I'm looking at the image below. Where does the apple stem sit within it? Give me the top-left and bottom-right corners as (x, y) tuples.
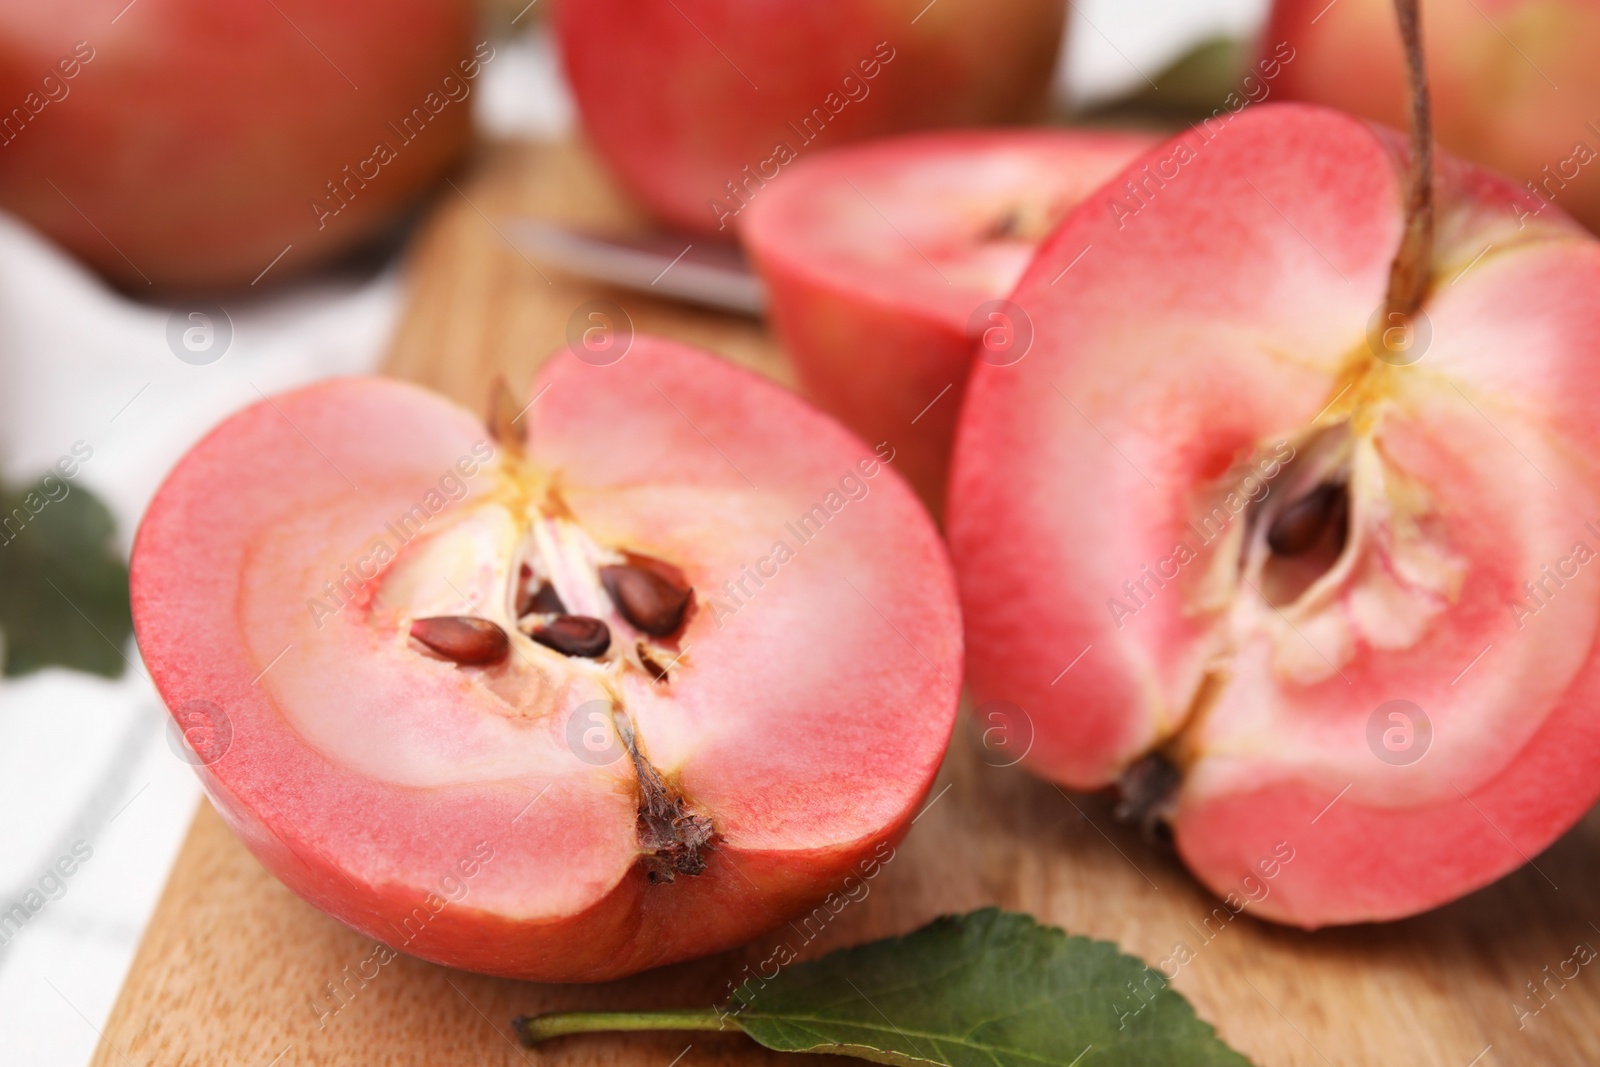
(1385, 0), (1434, 318)
(514, 1008), (735, 1046)
(488, 374), (526, 456)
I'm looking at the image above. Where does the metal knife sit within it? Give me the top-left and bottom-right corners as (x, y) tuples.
(502, 218), (768, 317)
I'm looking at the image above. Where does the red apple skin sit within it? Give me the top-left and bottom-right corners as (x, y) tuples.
(131, 338), (961, 980)
(553, 0), (1067, 236)
(741, 129), (1157, 515)
(0, 0), (476, 293)
(1265, 0), (1600, 231)
(948, 103), (1600, 926)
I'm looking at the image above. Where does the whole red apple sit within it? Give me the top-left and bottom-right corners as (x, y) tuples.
(948, 103), (1600, 926)
(741, 128), (1156, 515)
(554, 0), (1067, 236)
(1266, 0), (1600, 231)
(0, 0), (478, 293)
(131, 338), (961, 980)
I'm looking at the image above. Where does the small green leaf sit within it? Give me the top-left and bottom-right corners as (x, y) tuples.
(1079, 37), (1249, 124)
(515, 909), (1253, 1067)
(732, 909), (1251, 1067)
(0, 476), (131, 678)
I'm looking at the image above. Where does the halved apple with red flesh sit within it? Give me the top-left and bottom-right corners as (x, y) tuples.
(741, 128), (1158, 515)
(130, 338), (961, 980)
(948, 103), (1600, 926)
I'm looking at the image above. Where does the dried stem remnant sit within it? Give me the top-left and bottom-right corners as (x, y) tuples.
(487, 375), (526, 457)
(1114, 752), (1182, 844)
(615, 712), (714, 882)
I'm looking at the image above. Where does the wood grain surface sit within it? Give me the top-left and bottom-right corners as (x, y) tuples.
(92, 138), (1600, 1067)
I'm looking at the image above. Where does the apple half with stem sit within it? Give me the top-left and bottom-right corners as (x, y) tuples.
(947, 102), (1600, 926)
(741, 128), (1157, 515)
(130, 338), (960, 979)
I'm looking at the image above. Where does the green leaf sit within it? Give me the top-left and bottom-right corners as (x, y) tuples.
(732, 909), (1251, 1067)
(1078, 37), (1249, 124)
(0, 475), (131, 677)
(515, 909), (1253, 1067)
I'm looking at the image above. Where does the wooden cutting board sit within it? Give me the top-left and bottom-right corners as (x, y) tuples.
(91, 138), (1600, 1067)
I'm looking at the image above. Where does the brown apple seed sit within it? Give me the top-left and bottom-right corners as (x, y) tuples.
(530, 615), (611, 658)
(601, 563), (691, 636)
(410, 616), (510, 666)
(1267, 482), (1349, 557)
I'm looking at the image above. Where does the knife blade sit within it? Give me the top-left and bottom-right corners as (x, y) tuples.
(503, 218), (768, 317)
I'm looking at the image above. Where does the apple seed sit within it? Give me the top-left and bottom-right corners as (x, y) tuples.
(519, 575), (567, 617)
(602, 562), (692, 636)
(1267, 482), (1348, 557)
(530, 615), (612, 658)
(410, 616), (511, 666)
(638, 641), (670, 682)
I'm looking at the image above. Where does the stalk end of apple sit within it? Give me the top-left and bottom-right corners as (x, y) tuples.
(488, 374), (527, 457)
(1383, 0), (1435, 320)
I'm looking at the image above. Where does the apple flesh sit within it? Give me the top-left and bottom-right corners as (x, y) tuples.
(947, 103), (1600, 926)
(554, 0), (1067, 236)
(0, 0), (477, 293)
(1265, 0), (1600, 231)
(130, 338), (961, 979)
(741, 128), (1157, 515)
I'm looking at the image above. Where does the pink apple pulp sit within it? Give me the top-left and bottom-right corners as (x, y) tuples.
(131, 338), (961, 979)
(949, 103), (1600, 926)
(741, 128), (1157, 514)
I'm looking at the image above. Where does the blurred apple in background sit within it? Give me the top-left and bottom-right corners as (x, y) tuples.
(0, 0), (478, 294)
(1266, 0), (1600, 230)
(554, 0), (1067, 236)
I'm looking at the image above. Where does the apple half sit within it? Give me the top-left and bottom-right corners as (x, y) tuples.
(131, 338), (961, 979)
(742, 128), (1157, 514)
(948, 103), (1600, 926)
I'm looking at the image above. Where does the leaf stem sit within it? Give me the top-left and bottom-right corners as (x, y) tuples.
(1385, 0), (1434, 318)
(514, 1008), (735, 1046)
